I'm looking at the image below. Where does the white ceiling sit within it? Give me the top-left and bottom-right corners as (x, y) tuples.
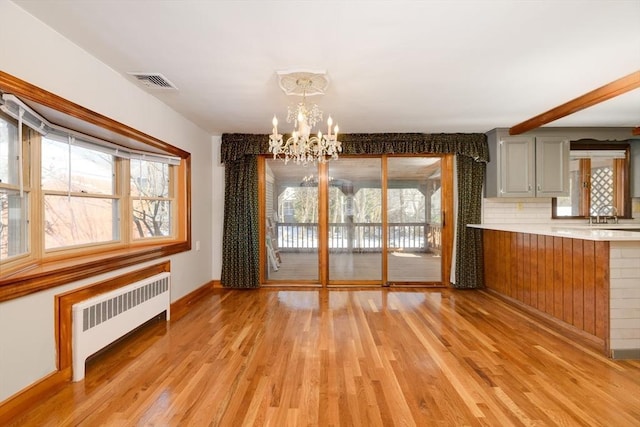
(12, 0), (640, 136)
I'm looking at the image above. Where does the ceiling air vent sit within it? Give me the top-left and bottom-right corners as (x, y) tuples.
(128, 72), (178, 90)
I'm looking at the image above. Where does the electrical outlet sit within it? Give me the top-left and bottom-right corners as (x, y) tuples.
(195, 241), (200, 251)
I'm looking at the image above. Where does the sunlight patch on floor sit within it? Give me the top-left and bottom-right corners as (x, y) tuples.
(390, 252), (420, 258)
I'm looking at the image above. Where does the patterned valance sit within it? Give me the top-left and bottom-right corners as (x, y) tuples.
(221, 133), (488, 164)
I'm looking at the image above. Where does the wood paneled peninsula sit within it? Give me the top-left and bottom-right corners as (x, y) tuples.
(469, 223), (640, 359)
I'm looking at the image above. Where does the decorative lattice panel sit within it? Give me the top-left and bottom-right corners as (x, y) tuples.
(590, 166), (613, 216)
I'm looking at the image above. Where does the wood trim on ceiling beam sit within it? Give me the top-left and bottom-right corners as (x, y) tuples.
(509, 70), (640, 136)
(633, 127), (640, 136)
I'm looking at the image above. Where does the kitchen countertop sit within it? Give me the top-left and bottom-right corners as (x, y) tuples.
(467, 223), (640, 241)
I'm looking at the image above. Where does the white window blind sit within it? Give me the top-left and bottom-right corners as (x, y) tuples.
(570, 150), (626, 159)
(0, 94), (50, 135)
(0, 93), (181, 165)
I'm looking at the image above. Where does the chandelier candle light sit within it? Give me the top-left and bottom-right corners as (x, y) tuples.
(268, 72), (341, 165)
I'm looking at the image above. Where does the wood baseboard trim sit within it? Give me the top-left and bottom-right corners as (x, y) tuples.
(0, 369), (69, 425)
(170, 280), (217, 320)
(212, 280), (222, 288)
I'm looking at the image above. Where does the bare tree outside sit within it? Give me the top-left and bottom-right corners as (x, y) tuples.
(131, 159), (171, 238)
(388, 189), (425, 223)
(41, 136), (116, 249)
(0, 114), (28, 259)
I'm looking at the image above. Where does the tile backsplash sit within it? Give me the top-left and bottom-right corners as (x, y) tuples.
(482, 197), (640, 224)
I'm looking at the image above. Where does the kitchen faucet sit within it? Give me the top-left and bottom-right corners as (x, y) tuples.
(593, 205), (618, 224)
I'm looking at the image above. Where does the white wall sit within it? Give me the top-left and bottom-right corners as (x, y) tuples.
(0, 1), (220, 403)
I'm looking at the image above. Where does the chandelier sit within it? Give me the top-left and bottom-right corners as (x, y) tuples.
(268, 71), (341, 165)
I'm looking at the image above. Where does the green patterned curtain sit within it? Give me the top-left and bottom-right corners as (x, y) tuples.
(221, 155), (260, 288)
(455, 154), (486, 288)
(221, 133), (488, 289)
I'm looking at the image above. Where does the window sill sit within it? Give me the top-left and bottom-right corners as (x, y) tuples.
(0, 241), (190, 303)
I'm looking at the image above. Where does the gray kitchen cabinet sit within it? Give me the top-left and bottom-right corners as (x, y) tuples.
(485, 129), (569, 198)
(535, 136), (570, 197)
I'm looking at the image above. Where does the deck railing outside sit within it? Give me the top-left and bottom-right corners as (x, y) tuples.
(275, 222), (441, 253)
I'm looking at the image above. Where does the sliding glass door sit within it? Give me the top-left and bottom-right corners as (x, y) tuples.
(263, 159), (319, 283)
(387, 157), (442, 284)
(262, 155), (447, 286)
(328, 157), (382, 284)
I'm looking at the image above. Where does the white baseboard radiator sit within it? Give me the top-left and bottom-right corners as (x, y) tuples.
(72, 272), (171, 382)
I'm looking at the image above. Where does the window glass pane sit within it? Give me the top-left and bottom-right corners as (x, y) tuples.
(556, 158), (580, 216)
(278, 186), (319, 248)
(132, 199), (171, 238)
(42, 137), (114, 194)
(589, 158), (614, 216)
(41, 137), (68, 191)
(328, 157), (382, 282)
(388, 189), (426, 222)
(0, 114), (19, 186)
(0, 189), (28, 260)
(430, 187), (442, 224)
(265, 159), (320, 281)
(131, 159), (169, 197)
(44, 195), (117, 249)
(387, 157), (442, 283)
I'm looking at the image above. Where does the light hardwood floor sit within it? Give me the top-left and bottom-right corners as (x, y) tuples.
(9, 288), (640, 426)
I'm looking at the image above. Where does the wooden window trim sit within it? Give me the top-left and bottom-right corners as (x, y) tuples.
(0, 72), (192, 303)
